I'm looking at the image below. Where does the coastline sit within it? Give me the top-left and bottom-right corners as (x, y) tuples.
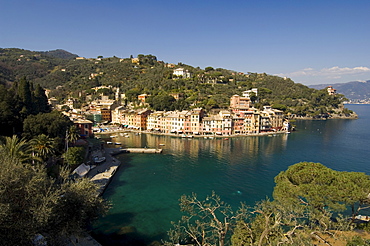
(291, 114), (358, 120)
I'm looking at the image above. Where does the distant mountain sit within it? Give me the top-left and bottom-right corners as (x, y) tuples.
(40, 49), (78, 59)
(310, 80), (370, 101)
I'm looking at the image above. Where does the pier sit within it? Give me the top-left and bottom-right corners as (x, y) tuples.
(111, 148), (163, 155)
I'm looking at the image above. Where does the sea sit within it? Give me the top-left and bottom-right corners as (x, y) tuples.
(92, 104), (370, 245)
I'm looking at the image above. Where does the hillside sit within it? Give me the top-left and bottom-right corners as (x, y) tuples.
(310, 80), (370, 102)
(0, 48), (352, 117)
(40, 49), (78, 59)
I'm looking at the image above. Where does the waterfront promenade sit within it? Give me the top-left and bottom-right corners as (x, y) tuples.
(86, 148), (121, 195)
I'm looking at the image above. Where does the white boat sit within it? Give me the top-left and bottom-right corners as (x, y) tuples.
(114, 142), (122, 145)
(94, 156), (106, 164)
(159, 143), (165, 146)
(106, 141), (113, 144)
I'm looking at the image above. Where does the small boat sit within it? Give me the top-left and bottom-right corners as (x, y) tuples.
(114, 142), (122, 145)
(224, 138), (229, 140)
(106, 141), (113, 144)
(94, 156), (106, 164)
(110, 135), (117, 138)
(125, 135), (130, 138)
(159, 143), (165, 146)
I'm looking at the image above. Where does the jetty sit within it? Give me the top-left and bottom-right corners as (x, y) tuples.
(110, 147), (162, 155)
(124, 148), (162, 153)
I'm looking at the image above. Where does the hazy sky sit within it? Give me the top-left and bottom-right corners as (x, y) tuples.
(1, 0), (370, 85)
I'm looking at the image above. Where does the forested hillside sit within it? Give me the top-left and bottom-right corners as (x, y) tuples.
(0, 48), (352, 117)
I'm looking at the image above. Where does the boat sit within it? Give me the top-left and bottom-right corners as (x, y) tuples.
(114, 142), (122, 145)
(159, 143), (165, 146)
(94, 156), (106, 164)
(224, 138), (229, 140)
(106, 141), (113, 144)
(110, 135), (117, 138)
(125, 135), (130, 138)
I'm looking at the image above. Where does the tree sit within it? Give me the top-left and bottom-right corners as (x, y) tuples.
(17, 76), (33, 117)
(66, 125), (80, 148)
(148, 94), (176, 111)
(63, 146), (85, 166)
(0, 151), (109, 245)
(33, 84), (50, 113)
(0, 135), (31, 162)
(232, 200), (312, 246)
(0, 153), (59, 245)
(0, 85), (22, 136)
(29, 134), (55, 163)
(125, 88), (141, 102)
(165, 191), (245, 246)
(23, 111), (73, 140)
(205, 67), (214, 72)
(273, 162), (370, 218)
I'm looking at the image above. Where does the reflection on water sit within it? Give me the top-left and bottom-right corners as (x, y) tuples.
(106, 133), (290, 164)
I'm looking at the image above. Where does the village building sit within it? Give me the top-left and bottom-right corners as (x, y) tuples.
(73, 119), (94, 138)
(327, 86), (337, 95)
(173, 68), (192, 78)
(230, 95), (251, 114)
(138, 94), (149, 103)
(244, 108), (261, 134)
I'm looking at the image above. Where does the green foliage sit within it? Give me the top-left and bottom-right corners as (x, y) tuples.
(0, 135), (31, 163)
(165, 191), (245, 246)
(29, 134), (56, 163)
(146, 94), (176, 111)
(64, 146), (85, 166)
(67, 125), (80, 146)
(23, 111), (73, 139)
(273, 162), (370, 217)
(0, 149), (109, 245)
(346, 235), (370, 246)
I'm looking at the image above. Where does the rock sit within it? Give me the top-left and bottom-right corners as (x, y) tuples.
(116, 226), (137, 235)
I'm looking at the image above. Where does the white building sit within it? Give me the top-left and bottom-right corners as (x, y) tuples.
(173, 68), (192, 78)
(242, 88), (258, 98)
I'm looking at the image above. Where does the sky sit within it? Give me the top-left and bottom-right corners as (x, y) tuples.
(1, 0), (370, 85)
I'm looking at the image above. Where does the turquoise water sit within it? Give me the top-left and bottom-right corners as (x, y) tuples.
(93, 104), (370, 245)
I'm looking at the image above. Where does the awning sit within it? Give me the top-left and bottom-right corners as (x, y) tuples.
(72, 163), (90, 177)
